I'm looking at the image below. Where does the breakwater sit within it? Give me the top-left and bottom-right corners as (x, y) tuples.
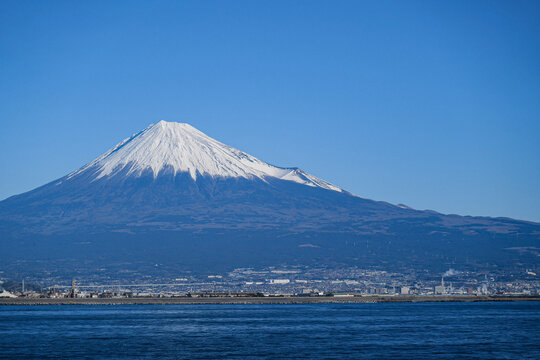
(1, 295), (539, 305)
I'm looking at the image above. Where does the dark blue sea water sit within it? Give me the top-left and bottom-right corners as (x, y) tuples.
(1, 302), (539, 359)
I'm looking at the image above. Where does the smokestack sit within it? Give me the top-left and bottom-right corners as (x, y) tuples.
(71, 278), (77, 298)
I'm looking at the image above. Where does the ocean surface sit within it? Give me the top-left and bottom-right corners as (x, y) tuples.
(1, 302), (539, 359)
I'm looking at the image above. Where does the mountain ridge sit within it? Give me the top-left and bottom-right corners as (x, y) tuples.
(0, 120), (538, 279)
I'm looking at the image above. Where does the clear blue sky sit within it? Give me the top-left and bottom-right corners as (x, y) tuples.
(1, 0), (539, 221)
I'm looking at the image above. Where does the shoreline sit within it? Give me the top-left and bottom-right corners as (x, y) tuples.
(1, 295), (539, 305)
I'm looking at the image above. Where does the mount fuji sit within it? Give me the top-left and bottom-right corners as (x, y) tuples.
(0, 121), (538, 277)
(68, 121), (343, 192)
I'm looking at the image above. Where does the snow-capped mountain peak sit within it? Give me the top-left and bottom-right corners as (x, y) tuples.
(68, 121), (343, 192)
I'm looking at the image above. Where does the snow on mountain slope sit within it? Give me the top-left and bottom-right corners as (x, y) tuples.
(67, 121), (344, 192)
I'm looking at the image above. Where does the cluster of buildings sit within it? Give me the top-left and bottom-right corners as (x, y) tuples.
(2, 266), (539, 299)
